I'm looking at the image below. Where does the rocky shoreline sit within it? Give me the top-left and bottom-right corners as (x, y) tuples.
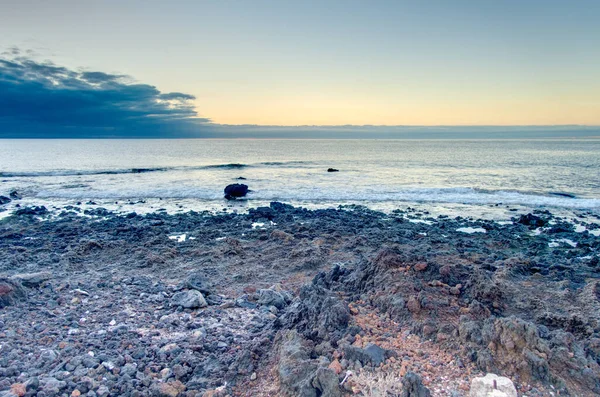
(1, 202), (599, 396)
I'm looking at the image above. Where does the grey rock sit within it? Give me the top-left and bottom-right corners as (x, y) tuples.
(401, 372), (431, 397)
(170, 290), (207, 309)
(257, 289), (286, 310)
(312, 367), (342, 397)
(343, 343), (386, 366)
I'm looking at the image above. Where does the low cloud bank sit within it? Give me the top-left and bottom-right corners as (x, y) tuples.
(0, 50), (208, 138)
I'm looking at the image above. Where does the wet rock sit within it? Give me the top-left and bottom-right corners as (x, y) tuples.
(248, 206), (275, 220)
(0, 278), (26, 308)
(170, 290), (207, 309)
(516, 213), (546, 228)
(14, 206), (48, 216)
(9, 190), (21, 200)
(327, 168), (339, 172)
(401, 372), (431, 397)
(0, 196), (10, 205)
(224, 184), (248, 200)
(469, 373), (517, 397)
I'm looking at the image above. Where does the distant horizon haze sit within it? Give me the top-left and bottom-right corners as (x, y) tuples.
(1, 1), (599, 137)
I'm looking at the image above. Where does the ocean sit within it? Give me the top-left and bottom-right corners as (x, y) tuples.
(1, 139), (599, 219)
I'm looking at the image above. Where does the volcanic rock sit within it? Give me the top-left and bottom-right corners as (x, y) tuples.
(224, 184), (249, 200)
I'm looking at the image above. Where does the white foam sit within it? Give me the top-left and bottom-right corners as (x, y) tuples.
(408, 219), (434, 225)
(549, 238), (578, 248)
(456, 227), (487, 234)
(251, 222), (265, 229)
(168, 234), (186, 242)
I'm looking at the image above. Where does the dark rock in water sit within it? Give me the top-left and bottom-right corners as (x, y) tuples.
(10, 272), (52, 288)
(401, 372), (431, 397)
(170, 290), (207, 309)
(0, 277), (27, 308)
(9, 190), (22, 199)
(0, 196), (10, 205)
(327, 168), (339, 172)
(550, 192), (576, 198)
(516, 213), (547, 228)
(224, 183), (249, 200)
(15, 206), (48, 216)
(236, 176), (247, 180)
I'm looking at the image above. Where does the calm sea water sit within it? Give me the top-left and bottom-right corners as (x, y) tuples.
(1, 139), (599, 217)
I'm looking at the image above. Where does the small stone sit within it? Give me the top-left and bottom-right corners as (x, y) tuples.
(10, 383), (26, 397)
(71, 390), (82, 397)
(152, 380), (186, 397)
(96, 385), (109, 397)
(250, 372), (257, 381)
(407, 296), (421, 314)
(328, 359), (342, 374)
(414, 262), (428, 271)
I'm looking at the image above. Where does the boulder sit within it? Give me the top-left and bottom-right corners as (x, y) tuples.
(184, 272), (213, 296)
(258, 289), (287, 310)
(171, 290), (207, 309)
(469, 373), (517, 397)
(0, 196), (10, 205)
(224, 184), (249, 200)
(327, 168), (339, 172)
(0, 277), (27, 308)
(343, 343), (386, 366)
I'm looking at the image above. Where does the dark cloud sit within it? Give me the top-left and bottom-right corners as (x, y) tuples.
(0, 52), (209, 137)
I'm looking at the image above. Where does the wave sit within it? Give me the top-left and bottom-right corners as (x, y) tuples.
(0, 161), (314, 178)
(201, 163), (248, 169)
(0, 167), (169, 177)
(34, 186), (600, 209)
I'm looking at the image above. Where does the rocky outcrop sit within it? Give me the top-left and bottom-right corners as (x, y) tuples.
(277, 282), (351, 343)
(277, 331), (341, 397)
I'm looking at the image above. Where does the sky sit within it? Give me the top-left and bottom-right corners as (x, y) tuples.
(1, 0), (600, 137)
